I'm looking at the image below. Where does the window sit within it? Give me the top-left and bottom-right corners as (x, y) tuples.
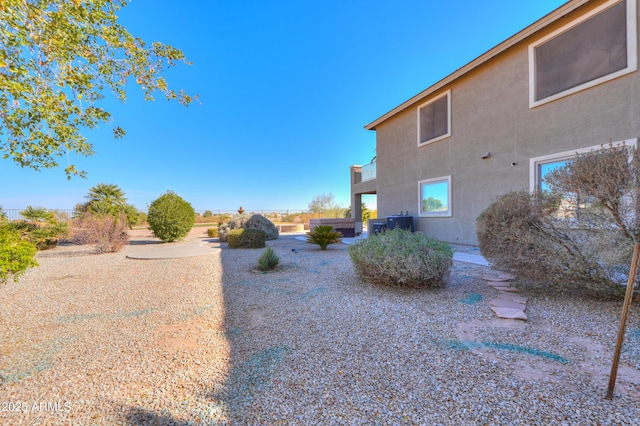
(529, 0), (637, 107)
(529, 139), (638, 193)
(417, 90), (451, 146)
(419, 176), (451, 217)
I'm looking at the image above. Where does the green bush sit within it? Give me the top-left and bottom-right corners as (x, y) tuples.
(11, 210), (69, 250)
(0, 225), (38, 284)
(306, 225), (342, 250)
(258, 247), (280, 271)
(147, 191), (195, 242)
(348, 227), (452, 288)
(227, 228), (267, 249)
(207, 228), (218, 238)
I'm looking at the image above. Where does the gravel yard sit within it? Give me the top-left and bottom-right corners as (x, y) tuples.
(1, 231), (640, 424)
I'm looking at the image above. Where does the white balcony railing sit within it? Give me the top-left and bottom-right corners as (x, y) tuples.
(361, 161), (376, 182)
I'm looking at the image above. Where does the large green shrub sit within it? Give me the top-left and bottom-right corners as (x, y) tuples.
(227, 228), (267, 248)
(348, 228), (452, 288)
(0, 225), (38, 284)
(147, 191), (195, 242)
(306, 225), (342, 250)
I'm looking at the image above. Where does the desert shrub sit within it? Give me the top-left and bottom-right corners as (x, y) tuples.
(227, 228), (267, 248)
(12, 207), (69, 250)
(0, 225), (38, 283)
(207, 227), (218, 238)
(258, 247), (280, 271)
(147, 191), (195, 242)
(203, 210), (213, 218)
(218, 213), (279, 242)
(72, 213), (130, 253)
(306, 225), (342, 250)
(476, 190), (625, 298)
(348, 227), (452, 288)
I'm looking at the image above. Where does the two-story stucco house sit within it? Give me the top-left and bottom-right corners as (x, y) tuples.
(350, 0), (639, 246)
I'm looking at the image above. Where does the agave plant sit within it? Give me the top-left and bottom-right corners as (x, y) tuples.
(258, 247), (280, 271)
(306, 225), (342, 250)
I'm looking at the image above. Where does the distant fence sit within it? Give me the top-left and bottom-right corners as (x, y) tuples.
(2, 208), (312, 223)
(3, 209), (75, 223)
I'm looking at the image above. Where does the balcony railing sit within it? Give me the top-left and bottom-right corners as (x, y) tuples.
(361, 161), (376, 182)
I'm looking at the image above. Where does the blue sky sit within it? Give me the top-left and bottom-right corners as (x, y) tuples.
(0, 0), (567, 213)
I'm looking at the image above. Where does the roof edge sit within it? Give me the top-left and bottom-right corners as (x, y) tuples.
(364, 0), (592, 131)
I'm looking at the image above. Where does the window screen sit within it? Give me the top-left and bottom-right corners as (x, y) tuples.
(419, 94), (449, 144)
(534, 1), (627, 101)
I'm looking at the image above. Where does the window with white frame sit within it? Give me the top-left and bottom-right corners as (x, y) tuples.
(529, 139), (638, 193)
(529, 0), (637, 107)
(417, 90), (451, 146)
(419, 176), (451, 217)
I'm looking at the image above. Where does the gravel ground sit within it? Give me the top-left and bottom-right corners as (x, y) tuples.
(1, 231), (640, 425)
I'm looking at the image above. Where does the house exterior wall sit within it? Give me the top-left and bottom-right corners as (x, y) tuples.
(371, 0), (640, 245)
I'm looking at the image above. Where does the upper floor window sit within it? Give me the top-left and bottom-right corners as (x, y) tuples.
(529, 0), (637, 107)
(417, 90), (451, 146)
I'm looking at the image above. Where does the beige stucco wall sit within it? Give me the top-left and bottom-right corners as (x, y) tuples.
(372, 0), (640, 245)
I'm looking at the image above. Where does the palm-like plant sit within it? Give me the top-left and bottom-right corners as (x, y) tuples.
(306, 225), (343, 250)
(20, 206), (56, 224)
(82, 183), (138, 228)
(86, 183), (127, 213)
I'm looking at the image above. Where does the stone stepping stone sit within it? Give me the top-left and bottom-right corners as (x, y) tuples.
(486, 281), (513, 287)
(490, 306), (528, 321)
(482, 273), (515, 282)
(494, 294), (528, 304)
(490, 298), (526, 310)
(497, 287), (520, 293)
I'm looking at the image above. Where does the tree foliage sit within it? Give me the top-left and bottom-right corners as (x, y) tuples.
(0, 0), (194, 178)
(74, 183), (139, 227)
(308, 193), (343, 218)
(344, 202), (371, 222)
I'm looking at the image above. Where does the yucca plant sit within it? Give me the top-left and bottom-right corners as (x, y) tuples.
(306, 225), (342, 250)
(258, 247), (280, 271)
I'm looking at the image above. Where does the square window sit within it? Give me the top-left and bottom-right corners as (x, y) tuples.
(417, 90), (451, 146)
(419, 176), (451, 217)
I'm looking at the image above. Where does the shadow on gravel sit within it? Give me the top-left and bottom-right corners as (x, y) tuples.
(123, 407), (192, 425)
(127, 239), (164, 246)
(208, 235), (314, 422)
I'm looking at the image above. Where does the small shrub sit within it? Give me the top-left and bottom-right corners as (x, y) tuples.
(72, 213), (130, 253)
(147, 191), (195, 242)
(207, 227), (218, 238)
(348, 227), (452, 288)
(227, 228), (267, 248)
(306, 225), (342, 250)
(10, 219), (68, 250)
(0, 225), (38, 283)
(258, 247), (280, 271)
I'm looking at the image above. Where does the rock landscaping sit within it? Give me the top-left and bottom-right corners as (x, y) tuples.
(1, 232), (639, 424)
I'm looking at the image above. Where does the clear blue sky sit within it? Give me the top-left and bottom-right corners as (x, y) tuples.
(0, 0), (567, 213)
